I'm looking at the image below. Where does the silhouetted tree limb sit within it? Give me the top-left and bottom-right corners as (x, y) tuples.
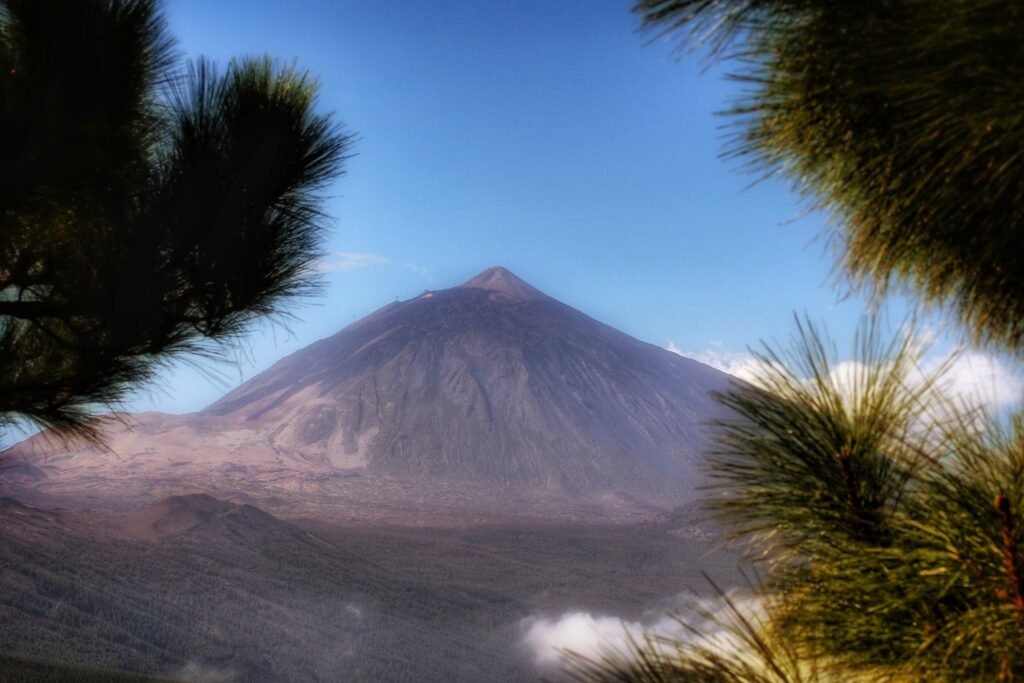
(0, 0), (353, 441)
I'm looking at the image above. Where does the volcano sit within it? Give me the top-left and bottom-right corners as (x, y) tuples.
(3, 267), (736, 521)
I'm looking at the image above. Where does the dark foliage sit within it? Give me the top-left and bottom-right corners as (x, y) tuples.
(0, 0), (352, 441)
(572, 3), (1024, 681)
(635, 0), (1024, 355)
(570, 320), (1024, 681)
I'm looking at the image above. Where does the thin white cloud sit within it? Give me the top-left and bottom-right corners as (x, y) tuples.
(316, 252), (429, 276)
(316, 251), (390, 273)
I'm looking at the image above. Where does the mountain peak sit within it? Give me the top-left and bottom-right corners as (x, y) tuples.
(459, 266), (545, 302)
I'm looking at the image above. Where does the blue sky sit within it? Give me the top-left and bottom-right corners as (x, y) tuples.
(128, 0), (1016, 414)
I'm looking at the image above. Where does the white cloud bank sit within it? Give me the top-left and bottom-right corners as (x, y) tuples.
(521, 593), (763, 671)
(523, 611), (648, 667)
(669, 342), (1023, 412)
(924, 350), (1024, 412)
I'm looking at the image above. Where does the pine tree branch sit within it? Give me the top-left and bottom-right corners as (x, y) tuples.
(995, 493), (1024, 625)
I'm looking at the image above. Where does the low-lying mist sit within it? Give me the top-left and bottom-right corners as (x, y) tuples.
(521, 591), (763, 673)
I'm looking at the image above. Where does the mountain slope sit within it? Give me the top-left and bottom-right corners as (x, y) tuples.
(3, 267), (735, 519)
(201, 267), (731, 495)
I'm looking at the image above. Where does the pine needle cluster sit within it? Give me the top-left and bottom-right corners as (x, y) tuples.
(571, 3), (1024, 680)
(635, 0), (1024, 354)
(712, 320), (1024, 680)
(571, 320), (1024, 681)
(0, 0), (352, 440)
